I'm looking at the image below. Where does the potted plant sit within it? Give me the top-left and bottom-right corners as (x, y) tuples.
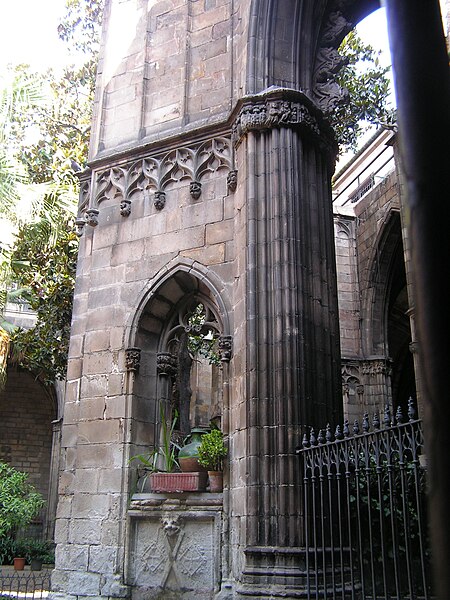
(130, 407), (207, 493)
(15, 538), (54, 571)
(197, 428), (228, 492)
(0, 462), (45, 569)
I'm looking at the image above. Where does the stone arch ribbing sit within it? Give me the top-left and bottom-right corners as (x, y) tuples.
(125, 258), (232, 351)
(246, 0), (380, 102)
(362, 209), (403, 357)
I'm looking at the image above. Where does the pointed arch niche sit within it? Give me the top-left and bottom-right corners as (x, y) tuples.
(362, 210), (416, 414)
(127, 266), (232, 457)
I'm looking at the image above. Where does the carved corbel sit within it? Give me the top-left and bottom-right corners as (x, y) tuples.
(153, 190), (166, 210)
(120, 198), (131, 217)
(189, 181), (202, 200)
(85, 208), (99, 227)
(218, 335), (233, 362)
(227, 170), (238, 193)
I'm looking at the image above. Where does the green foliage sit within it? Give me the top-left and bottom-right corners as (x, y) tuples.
(197, 429), (227, 471)
(332, 30), (395, 153)
(186, 303), (221, 366)
(0, 1), (102, 389)
(0, 535), (16, 565)
(130, 406), (181, 474)
(0, 66), (44, 221)
(9, 212), (78, 386)
(0, 463), (45, 538)
(14, 538), (55, 563)
(57, 0), (103, 56)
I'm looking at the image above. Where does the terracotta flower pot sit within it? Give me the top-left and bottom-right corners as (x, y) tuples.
(149, 471), (207, 493)
(208, 471), (223, 493)
(13, 557), (26, 570)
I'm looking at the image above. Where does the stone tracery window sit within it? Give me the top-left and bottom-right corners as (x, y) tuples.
(157, 296), (224, 436)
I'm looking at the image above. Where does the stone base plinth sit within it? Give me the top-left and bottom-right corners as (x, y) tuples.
(127, 493), (223, 599)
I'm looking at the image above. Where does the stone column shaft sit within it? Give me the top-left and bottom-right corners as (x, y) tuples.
(235, 90), (342, 555)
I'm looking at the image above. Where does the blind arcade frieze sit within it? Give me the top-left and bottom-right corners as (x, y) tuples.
(75, 136), (236, 236)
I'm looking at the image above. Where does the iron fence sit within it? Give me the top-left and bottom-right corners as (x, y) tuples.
(297, 399), (433, 599)
(0, 569), (50, 599)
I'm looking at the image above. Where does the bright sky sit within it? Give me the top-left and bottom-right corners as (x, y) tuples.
(0, 0), (74, 71)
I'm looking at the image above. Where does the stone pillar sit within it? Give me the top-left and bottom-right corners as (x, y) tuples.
(232, 88), (342, 590)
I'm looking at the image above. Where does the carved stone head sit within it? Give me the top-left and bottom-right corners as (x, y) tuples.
(227, 170), (237, 193)
(120, 199), (131, 217)
(189, 181), (202, 200)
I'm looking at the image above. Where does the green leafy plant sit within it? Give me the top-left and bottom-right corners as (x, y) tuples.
(14, 538), (54, 564)
(197, 429), (227, 472)
(130, 406), (180, 474)
(0, 535), (16, 565)
(129, 406), (181, 493)
(0, 463), (45, 538)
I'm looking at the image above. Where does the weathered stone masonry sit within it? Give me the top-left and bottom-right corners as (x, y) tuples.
(51, 1), (383, 598)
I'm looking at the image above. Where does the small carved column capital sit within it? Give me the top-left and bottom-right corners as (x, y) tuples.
(125, 347), (141, 373)
(156, 352), (178, 377)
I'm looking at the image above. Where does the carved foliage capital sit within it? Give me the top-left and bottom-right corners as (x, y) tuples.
(233, 93), (335, 153)
(157, 352), (178, 377)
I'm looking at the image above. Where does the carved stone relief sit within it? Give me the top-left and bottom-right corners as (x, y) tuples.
(128, 511), (219, 598)
(232, 90), (336, 154)
(313, 9), (353, 115)
(75, 136), (235, 235)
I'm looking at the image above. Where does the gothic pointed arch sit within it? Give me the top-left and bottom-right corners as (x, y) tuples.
(362, 209), (416, 412)
(126, 261), (232, 456)
(247, 0), (380, 111)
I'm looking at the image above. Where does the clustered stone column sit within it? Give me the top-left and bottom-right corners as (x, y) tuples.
(233, 88), (343, 582)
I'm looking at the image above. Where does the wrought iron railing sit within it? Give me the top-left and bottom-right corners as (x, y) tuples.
(0, 569), (51, 599)
(297, 400), (433, 599)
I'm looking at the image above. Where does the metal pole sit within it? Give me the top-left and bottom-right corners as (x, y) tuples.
(383, 1), (450, 598)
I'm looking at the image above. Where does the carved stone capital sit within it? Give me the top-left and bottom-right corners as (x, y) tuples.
(233, 89), (336, 152)
(361, 358), (392, 377)
(125, 347), (141, 373)
(157, 352), (178, 377)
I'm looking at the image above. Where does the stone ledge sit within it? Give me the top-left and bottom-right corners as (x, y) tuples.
(129, 492), (223, 512)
